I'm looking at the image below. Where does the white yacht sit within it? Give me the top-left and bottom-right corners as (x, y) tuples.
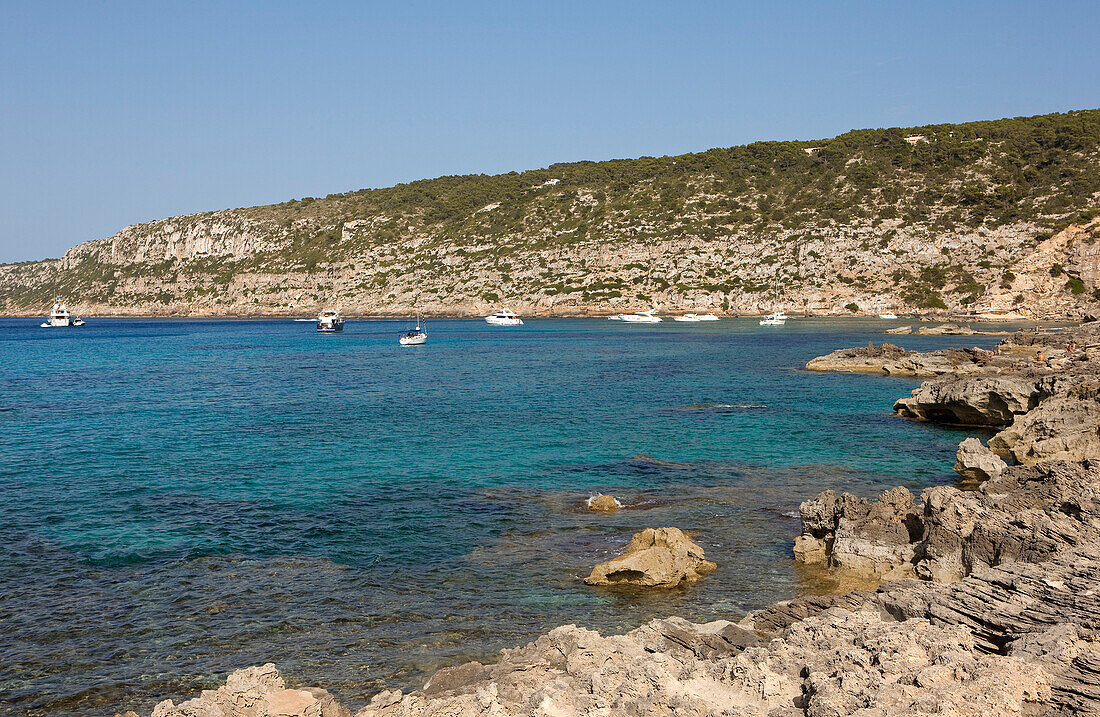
(40, 303), (84, 328)
(620, 309), (662, 323)
(485, 309), (523, 326)
(759, 312), (787, 326)
(673, 313), (720, 322)
(399, 310), (427, 346)
(607, 314), (624, 320)
(878, 313), (899, 320)
(316, 310), (344, 333)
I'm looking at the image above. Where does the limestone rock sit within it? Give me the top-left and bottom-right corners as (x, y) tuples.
(797, 487), (920, 578)
(989, 385), (1100, 464)
(883, 324), (912, 334)
(585, 494), (621, 512)
(583, 527), (716, 587)
(954, 436), (1008, 482)
(351, 608), (1052, 717)
(805, 343), (911, 373)
(150, 664), (349, 717)
(894, 375), (1038, 426)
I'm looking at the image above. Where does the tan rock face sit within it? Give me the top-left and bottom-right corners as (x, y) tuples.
(150, 663), (350, 717)
(584, 527), (717, 588)
(954, 436), (1008, 482)
(585, 494), (621, 512)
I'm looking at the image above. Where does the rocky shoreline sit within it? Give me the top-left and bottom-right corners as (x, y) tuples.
(126, 323), (1100, 716)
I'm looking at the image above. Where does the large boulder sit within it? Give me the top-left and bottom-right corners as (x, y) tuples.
(151, 664), (350, 717)
(954, 437), (1008, 482)
(586, 494), (621, 512)
(584, 527), (716, 587)
(796, 487), (921, 578)
(894, 375), (1039, 426)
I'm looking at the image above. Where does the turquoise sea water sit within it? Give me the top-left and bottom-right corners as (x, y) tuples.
(0, 317), (1005, 715)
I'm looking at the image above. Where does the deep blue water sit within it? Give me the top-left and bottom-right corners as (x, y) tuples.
(0, 317), (1005, 715)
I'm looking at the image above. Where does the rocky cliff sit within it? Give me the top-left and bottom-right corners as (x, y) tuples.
(4, 110), (1100, 317)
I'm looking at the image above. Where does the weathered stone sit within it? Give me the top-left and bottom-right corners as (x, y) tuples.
(584, 527), (717, 588)
(585, 494), (621, 512)
(796, 486), (920, 577)
(894, 375), (1038, 426)
(954, 436), (1008, 482)
(150, 664), (350, 717)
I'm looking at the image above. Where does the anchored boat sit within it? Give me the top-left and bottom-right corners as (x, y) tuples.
(316, 310), (344, 333)
(486, 309), (523, 326)
(620, 309), (662, 323)
(40, 303), (85, 328)
(399, 310), (427, 346)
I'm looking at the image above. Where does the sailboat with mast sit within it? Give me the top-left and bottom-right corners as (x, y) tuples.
(399, 309), (427, 346)
(759, 276), (788, 326)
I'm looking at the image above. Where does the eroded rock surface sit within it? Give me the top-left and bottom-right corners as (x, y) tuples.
(150, 664), (350, 717)
(954, 436), (1008, 481)
(584, 527), (716, 587)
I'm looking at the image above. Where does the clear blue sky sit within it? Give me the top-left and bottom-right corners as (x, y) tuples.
(2, 1), (1098, 263)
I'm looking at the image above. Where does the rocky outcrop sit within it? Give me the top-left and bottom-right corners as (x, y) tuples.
(585, 494), (621, 512)
(805, 344), (999, 377)
(797, 487), (921, 579)
(894, 375), (1039, 426)
(584, 527), (716, 588)
(954, 436), (1008, 481)
(989, 384), (1100, 464)
(796, 461), (1100, 583)
(150, 664), (350, 717)
(804, 342), (913, 373)
(159, 610), (1054, 717)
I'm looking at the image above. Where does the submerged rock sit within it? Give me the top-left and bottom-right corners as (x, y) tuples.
(584, 527), (716, 588)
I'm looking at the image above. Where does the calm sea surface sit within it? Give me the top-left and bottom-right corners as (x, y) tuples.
(0, 317), (1008, 715)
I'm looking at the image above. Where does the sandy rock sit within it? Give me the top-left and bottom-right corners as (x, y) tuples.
(150, 664), (349, 717)
(954, 436), (1008, 482)
(584, 527), (716, 587)
(883, 325), (912, 334)
(585, 494), (621, 512)
(349, 607), (1053, 717)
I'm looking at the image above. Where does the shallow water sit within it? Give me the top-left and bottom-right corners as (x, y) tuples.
(0, 317), (1006, 715)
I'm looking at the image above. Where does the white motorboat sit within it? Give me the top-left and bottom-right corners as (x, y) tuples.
(607, 314), (624, 320)
(878, 313), (899, 319)
(40, 303), (84, 328)
(486, 309), (523, 326)
(759, 312), (787, 326)
(673, 313), (720, 322)
(316, 310), (344, 333)
(620, 309), (662, 323)
(399, 310), (427, 346)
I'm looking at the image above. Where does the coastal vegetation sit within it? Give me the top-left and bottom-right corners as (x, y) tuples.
(2, 109), (1099, 316)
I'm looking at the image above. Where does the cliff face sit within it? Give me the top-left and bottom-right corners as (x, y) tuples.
(3, 110), (1100, 318)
